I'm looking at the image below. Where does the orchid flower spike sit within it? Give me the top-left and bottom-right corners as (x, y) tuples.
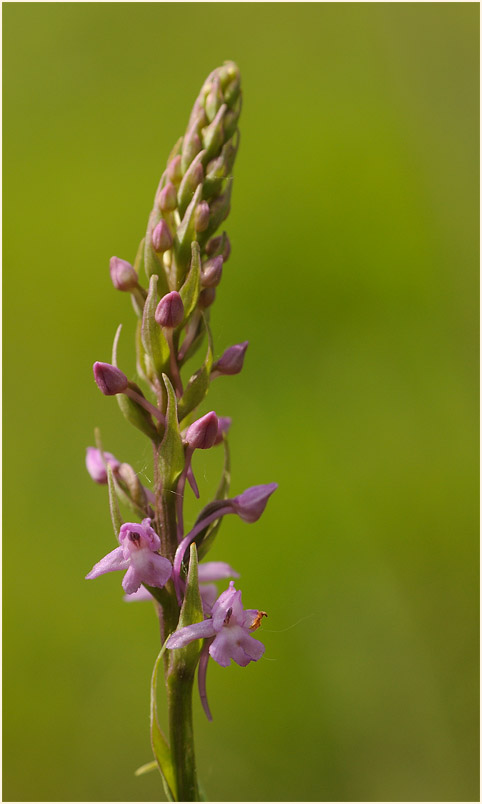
(86, 518), (172, 594)
(167, 582), (266, 667)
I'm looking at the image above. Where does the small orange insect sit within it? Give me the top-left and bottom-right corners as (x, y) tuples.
(249, 610), (268, 631)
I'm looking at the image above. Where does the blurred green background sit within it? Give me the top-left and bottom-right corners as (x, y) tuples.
(3, 3), (479, 801)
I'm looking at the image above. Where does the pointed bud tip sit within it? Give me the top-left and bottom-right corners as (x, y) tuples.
(109, 257), (138, 291)
(93, 362), (128, 396)
(185, 411), (219, 450)
(152, 219), (173, 253)
(157, 182), (177, 212)
(213, 341), (248, 375)
(201, 255), (223, 288)
(233, 482), (278, 523)
(155, 291), (184, 329)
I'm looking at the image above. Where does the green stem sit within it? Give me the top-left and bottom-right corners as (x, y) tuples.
(167, 664), (199, 801)
(156, 482), (199, 801)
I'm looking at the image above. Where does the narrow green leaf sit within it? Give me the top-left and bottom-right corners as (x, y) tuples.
(141, 275), (170, 378)
(150, 640), (177, 801)
(178, 543), (204, 630)
(178, 316), (213, 422)
(107, 464), (123, 539)
(199, 177), (233, 246)
(159, 374), (185, 490)
(172, 544), (204, 670)
(178, 312), (207, 368)
(179, 242), (201, 325)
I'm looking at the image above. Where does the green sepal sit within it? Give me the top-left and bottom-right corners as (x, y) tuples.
(159, 374), (185, 491)
(197, 438), (231, 560)
(175, 543), (204, 667)
(107, 464), (123, 539)
(150, 639), (177, 801)
(135, 319), (150, 385)
(178, 316), (213, 422)
(115, 462), (150, 519)
(203, 134), (239, 199)
(141, 275), (170, 378)
(110, 324), (159, 441)
(205, 75), (223, 123)
(200, 178), (233, 244)
(219, 61), (241, 107)
(116, 385), (161, 444)
(179, 243), (201, 324)
(115, 482), (149, 521)
(144, 208), (170, 297)
(177, 151), (206, 218)
(201, 103), (226, 163)
(167, 136), (183, 167)
(134, 236), (145, 276)
(174, 185), (203, 286)
(178, 312), (206, 367)
(223, 93), (242, 140)
(181, 114), (204, 174)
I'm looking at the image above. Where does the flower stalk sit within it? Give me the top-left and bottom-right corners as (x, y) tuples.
(85, 62), (277, 801)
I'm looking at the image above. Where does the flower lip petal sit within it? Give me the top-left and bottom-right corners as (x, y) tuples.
(166, 619), (216, 650)
(86, 546), (129, 580)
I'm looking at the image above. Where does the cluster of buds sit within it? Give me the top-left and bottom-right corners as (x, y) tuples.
(85, 63), (276, 802)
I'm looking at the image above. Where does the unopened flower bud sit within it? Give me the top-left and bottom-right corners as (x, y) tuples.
(201, 255), (223, 288)
(86, 447), (120, 483)
(213, 416), (232, 445)
(155, 291), (184, 329)
(117, 462), (148, 508)
(157, 182), (177, 212)
(93, 362), (128, 396)
(178, 155), (205, 216)
(167, 154), (182, 184)
(185, 411), (219, 450)
(205, 232), (231, 262)
(152, 219), (173, 253)
(212, 342), (248, 376)
(195, 201), (210, 233)
(205, 75), (223, 123)
(199, 287), (216, 309)
(232, 483), (278, 523)
(109, 256), (138, 291)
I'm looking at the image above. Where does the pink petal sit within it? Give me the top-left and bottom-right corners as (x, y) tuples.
(200, 584), (218, 612)
(166, 619), (216, 650)
(198, 562), (240, 582)
(85, 546), (129, 580)
(122, 565), (142, 594)
(130, 551), (172, 589)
